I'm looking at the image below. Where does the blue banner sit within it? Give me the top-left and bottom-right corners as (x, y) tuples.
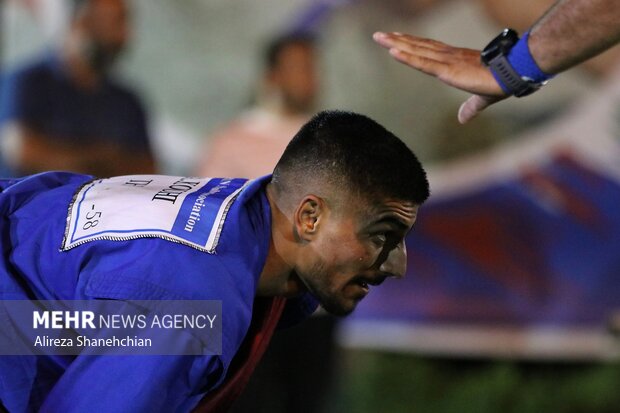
(341, 91), (620, 359)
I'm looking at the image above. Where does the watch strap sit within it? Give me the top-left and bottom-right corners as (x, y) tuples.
(483, 29), (554, 97)
(507, 31), (554, 85)
(488, 54), (540, 97)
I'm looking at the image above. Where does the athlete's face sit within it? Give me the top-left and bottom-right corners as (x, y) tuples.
(296, 197), (418, 316)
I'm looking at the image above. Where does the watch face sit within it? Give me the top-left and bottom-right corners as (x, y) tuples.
(481, 28), (519, 65)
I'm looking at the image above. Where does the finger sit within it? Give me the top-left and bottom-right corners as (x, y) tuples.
(389, 48), (446, 76)
(373, 32), (408, 49)
(457, 95), (500, 124)
(457, 95), (488, 124)
(373, 32), (448, 55)
(373, 32), (392, 48)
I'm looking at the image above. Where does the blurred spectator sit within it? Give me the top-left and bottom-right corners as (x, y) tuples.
(0, 0), (156, 177)
(196, 33), (338, 413)
(196, 32), (317, 178)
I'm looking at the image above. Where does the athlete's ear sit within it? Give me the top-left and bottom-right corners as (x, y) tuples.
(293, 195), (324, 242)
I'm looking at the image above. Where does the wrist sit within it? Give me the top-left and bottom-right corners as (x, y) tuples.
(481, 29), (554, 97)
(506, 31), (554, 85)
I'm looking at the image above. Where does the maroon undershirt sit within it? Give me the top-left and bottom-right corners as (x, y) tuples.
(192, 296), (287, 412)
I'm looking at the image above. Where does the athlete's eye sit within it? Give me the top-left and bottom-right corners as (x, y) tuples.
(371, 233), (387, 246)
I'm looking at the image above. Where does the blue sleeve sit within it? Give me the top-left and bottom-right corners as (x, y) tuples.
(38, 354), (223, 413)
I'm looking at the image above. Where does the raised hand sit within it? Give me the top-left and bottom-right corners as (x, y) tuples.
(373, 31), (507, 123)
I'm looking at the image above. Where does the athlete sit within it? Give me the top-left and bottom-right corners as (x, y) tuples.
(0, 110), (430, 412)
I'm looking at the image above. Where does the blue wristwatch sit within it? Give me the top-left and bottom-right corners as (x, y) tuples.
(481, 28), (552, 97)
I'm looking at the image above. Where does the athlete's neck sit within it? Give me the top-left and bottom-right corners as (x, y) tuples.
(256, 184), (306, 297)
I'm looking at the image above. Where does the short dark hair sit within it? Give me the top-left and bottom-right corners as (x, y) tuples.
(272, 110), (430, 206)
(264, 32), (316, 71)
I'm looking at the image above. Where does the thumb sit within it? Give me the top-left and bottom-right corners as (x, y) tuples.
(457, 94), (504, 124)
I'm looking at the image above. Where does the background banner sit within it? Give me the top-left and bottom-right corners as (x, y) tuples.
(341, 80), (620, 359)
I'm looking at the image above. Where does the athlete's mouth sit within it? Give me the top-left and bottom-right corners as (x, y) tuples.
(354, 276), (386, 292)
(354, 281), (369, 294)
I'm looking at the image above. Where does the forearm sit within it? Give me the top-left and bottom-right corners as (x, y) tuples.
(479, 0), (553, 32)
(529, 0), (620, 74)
(372, 0), (620, 123)
(40, 355), (221, 413)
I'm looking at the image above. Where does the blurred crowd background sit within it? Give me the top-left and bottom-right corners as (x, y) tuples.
(2, 0), (620, 412)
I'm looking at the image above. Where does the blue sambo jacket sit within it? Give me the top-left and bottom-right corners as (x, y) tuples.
(0, 172), (317, 412)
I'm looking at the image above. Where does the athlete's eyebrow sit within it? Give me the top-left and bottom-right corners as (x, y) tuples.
(368, 216), (410, 231)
